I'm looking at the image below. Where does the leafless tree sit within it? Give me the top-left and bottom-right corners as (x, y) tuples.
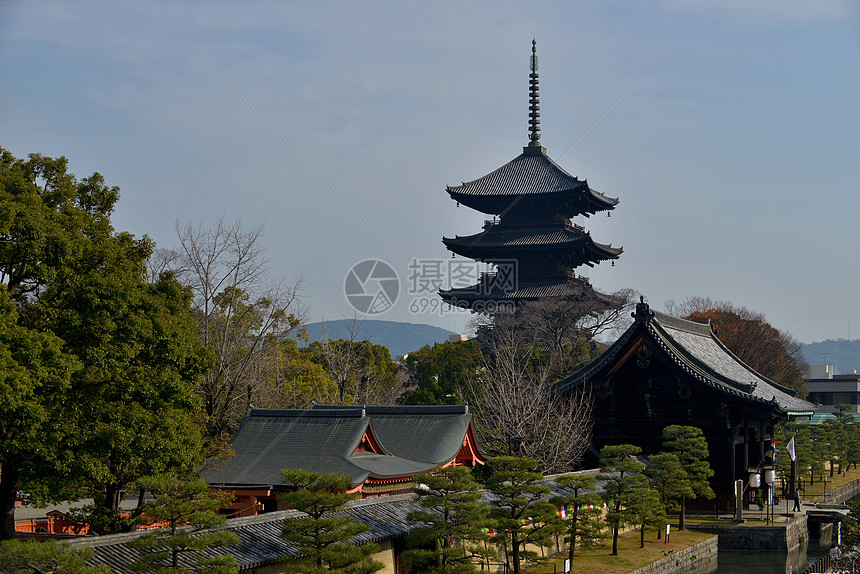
(466, 289), (636, 473)
(168, 217), (307, 442)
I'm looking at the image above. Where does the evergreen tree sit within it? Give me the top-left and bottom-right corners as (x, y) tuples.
(128, 474), (239, 574)
(0, 148), (209, 538)
(0, 540), (109, 574)
(622, 486), (666, 548)
(549, 474), (606, 565)
(645, 452), (693, 529)
(399, 339), (483, 405)
(279, 469), (382, 574)
(484, 457), (558, 574)
(405, 465), (490, 574)
(597, 444), (647, 556)
(661, 425), (714, 530)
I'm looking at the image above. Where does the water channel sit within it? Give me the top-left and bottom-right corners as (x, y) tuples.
(715, 540), (829, 573)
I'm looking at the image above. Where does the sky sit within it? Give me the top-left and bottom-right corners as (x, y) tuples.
(2, 1), (859, 345)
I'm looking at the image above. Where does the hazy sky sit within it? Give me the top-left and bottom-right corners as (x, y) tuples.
(2, 1), (858, 345)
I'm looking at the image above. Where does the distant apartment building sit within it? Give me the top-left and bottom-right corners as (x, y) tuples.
(805, 365), (860, 413)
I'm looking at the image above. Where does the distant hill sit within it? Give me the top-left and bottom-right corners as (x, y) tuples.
(300, 320), (460, 359)
(801, 339), (860, 374)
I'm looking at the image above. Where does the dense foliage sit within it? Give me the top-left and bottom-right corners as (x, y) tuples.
(0, 147), (208, 538)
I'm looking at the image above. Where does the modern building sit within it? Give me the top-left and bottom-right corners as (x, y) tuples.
(439, 40), (621, 312)
(554, 298), (816, 504)
(202, 404), (485, 517)
(805, 365), (860, 413)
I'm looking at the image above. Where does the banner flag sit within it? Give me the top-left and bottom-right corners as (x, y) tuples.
(787, 434), (796, 462)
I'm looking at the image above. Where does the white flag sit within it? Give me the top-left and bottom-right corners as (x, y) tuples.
(787, 434), (796, 462)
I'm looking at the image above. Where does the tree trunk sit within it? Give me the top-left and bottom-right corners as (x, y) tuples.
(612, 526), (619, 555)
(568, 513), (577, 564)
(511, 531), (521, 574)
(679, 494), (686, 531)
(0, 463), (21, 540)
(640, 524), (645, 548)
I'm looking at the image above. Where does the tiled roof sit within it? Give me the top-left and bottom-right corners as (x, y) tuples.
(443, 226), (621, 260)
(202, 405), (479, 489)
(74, 472), (610, 573)
(72, 494), (429, 573)
(447, 151), (614, 204)
(554, 302), (816, 415)
(440, 278), (617, 304)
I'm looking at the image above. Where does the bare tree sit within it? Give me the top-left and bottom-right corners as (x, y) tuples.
(466, 290), (636, 473)
(170, 217), (307, 442)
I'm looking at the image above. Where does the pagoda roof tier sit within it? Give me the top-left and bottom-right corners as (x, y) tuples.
(439, 277), (619, 312)
(446, 148), (618, 216)
(442, 224), (621, 264)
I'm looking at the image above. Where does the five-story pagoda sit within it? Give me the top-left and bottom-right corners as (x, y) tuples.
(440, 41), (622, 312)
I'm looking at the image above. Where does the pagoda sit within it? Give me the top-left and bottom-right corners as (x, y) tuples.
(440, 41), (621, 312)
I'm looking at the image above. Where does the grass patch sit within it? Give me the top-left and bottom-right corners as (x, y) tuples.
(522, 525), (712, 574)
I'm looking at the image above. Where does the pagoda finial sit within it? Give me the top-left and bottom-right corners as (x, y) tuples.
(528, 39), (541, 146)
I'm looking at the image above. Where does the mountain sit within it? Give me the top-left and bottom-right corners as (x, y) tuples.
(300, 320), (460, 359)
(801, 339), (860, 374)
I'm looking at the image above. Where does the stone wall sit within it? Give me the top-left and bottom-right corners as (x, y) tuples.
(627, 536), (718, 574)
(691, 516), (808, 552)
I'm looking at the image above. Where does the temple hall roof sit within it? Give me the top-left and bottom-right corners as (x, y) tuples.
(202, 405), (481, 490)
(554, 299), (816, 415)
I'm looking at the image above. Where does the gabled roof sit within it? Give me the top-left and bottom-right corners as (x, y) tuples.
(202, 405), (482, 489)
(554, 298), (816, 415)
(446, 149), (618, 215)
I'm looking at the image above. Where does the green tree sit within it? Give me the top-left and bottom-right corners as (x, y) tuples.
(129, 474), (238, 573)
(0, 539), (109, 574)
(622, 486), (666, 548)
(262, 336), (338, 408)
(279, 469), (382, 574)
(399, 339), (483, 405)
(661, 425), (715, 530)
(484, 457), (558, 574)
(597, 444), (647, 556)
(305, 339), (399, 405)
(405, 465), (490, 574)
(0, 148), (209, 537)
(549, 474), (606, 564)
(0, 288), (80, 539)
(645, 452), (693, 528)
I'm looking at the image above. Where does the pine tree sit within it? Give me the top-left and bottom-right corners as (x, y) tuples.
(597, 444), (647, 556)
(405, 465), (491, 574)
(549, 474), (606, 565)
(128, 474), (239, 574)
(645, 452), (693, 532)
(661, 425), (715, 530)
(484, 457), (558, 574)
(622, 486), (666, 548)
(279, 469), (382, 574)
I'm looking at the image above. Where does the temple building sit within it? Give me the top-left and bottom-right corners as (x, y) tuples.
(554, 298), (816, 503)
(202, 405), (484, 517)
(440, 40), (621, 312)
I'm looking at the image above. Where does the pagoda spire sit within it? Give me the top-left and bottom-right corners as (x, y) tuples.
(526, 39), (544, 155)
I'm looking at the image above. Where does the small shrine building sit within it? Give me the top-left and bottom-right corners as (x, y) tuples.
(202, 404), (484, 517)
(555, 298), (815, 503)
